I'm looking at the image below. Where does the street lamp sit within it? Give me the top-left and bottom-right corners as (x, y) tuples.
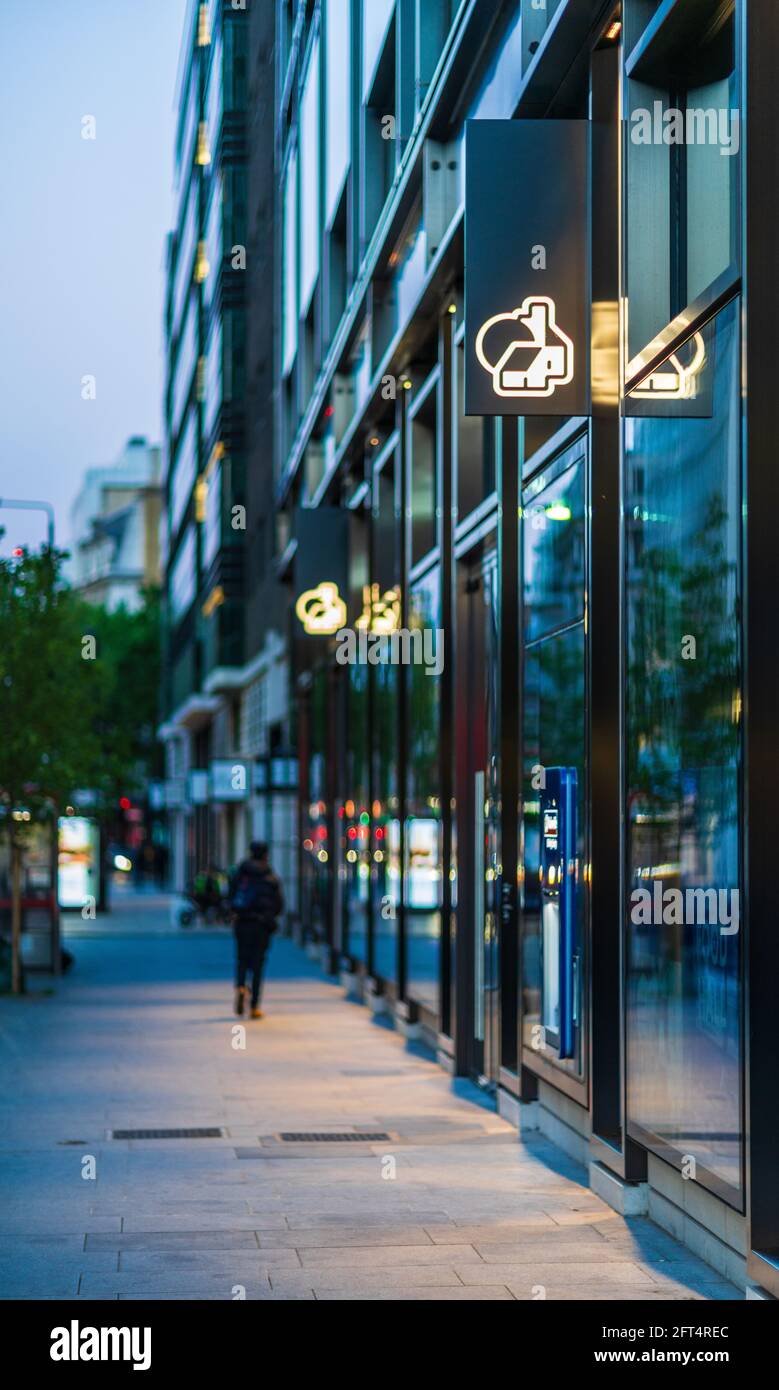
(0, 498), (55, 549)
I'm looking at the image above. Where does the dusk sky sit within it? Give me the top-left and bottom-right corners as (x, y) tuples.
(0, 0), (188, 556)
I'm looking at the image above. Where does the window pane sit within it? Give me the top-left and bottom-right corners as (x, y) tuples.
(624, 298), (743, 1198)
(410, 385), (438, 564)
(300, 38), (321, 314)
(406, 568), (442, 1013)
(521, 623), (586, 1074)
(523, 453), (585, 643)
(325, 0), (351, 228)
(282, 149), (298, 375)
(170, 409), (197, 538)
(362, 0), (394, 97)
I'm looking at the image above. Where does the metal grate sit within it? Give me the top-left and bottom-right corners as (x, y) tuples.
(110, 1128), (225, 1140)
(278, 1132), (391, 1143)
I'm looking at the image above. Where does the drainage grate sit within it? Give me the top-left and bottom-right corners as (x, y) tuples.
(278, 1132), (391, 1143)
(110, 1127), (225, 1140)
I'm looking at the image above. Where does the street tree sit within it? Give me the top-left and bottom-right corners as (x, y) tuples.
(0, 546), (105, 992)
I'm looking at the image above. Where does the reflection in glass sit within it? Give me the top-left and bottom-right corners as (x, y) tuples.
(406, 568), (442, 1012)
(521, 625), (586, 1074)
(523, 455), (585, 643)
(343, 662), (370, 964)
(624, 299), (742, 1198)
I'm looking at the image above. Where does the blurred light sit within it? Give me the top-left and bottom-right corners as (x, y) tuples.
(303, 838), (313, 851)
(119, 797), (131, 811)
(401, 379), (412, 391)
(196, 122), (211, 165)
(194, 241), (210, 283)
(447, 303), (457, 315)
(317, 849), (329, 863)
(605, 19), (622, 41)
(345, 799), (355, 818)
(197, 2), (211, 45)
(12, 548), (23, 557)
(114, 854), (132, 872)
(324, 404), (334, 419)
(346, 850), (357, 864)
(545, 503), (571, 521)
(369, 436), (380, 447)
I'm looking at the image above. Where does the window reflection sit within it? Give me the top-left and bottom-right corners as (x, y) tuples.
(521, 446), (587, 1075)
(624, 299), (743, 1199)
(406, 568), (442, 1013)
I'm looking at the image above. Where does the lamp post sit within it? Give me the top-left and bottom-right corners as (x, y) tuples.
(0, 498), (55, 549)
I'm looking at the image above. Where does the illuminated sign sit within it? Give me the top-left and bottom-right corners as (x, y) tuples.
(295, 581), (347, 635)
(475, 297), (574, 399)
(465, 120), (588, 416)
(355, 583), (400, 634)
(630, 331), (706, 401)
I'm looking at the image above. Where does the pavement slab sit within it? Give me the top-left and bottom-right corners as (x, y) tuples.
(0, 895), (744, 1301)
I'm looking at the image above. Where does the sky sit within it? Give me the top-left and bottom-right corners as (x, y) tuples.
(0, 0), (189, 556)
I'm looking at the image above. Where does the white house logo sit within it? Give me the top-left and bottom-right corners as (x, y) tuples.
(50, 1321), (151, 1371)
(475, 296), (574, 398)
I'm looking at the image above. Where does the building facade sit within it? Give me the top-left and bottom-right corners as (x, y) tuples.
(69, 436), (162, 611)
(160, 0), (292, 902)
(278, 0), (779, 1296)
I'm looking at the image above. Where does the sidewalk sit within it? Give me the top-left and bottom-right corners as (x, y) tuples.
(0, 908), (741, 1301)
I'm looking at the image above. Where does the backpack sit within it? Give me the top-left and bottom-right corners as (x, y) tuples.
(230, 867), (282, 922)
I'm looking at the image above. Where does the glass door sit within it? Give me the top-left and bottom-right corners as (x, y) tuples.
(455, 539), (500, 1086)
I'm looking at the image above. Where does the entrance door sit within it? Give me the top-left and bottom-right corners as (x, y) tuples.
(455, 541), (500, 1086)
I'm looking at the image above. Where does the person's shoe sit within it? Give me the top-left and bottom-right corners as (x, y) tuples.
(235, 986), (247, 1016)
(250, 1007), (264, 1020)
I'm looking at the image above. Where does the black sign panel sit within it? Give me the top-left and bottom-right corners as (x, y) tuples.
(465, 120), (589, 417)
(293, 505), (349, 650)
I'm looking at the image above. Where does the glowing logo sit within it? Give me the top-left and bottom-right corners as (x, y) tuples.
(631, 332), (706, 400)
(355, 583), (400, 635)
(475, 296), (574, 398)
(295, 582), (347, 635)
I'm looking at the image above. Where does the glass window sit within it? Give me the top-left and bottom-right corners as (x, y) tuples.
(521, 447), (587, 1077)
(204, 317), (222, 443)
(343, 663), (370, 964)
(170, 409), (197, 538)
(410, 382), (438, 564)
(172, 186), (197, 341)
(624, 299), (743, 1200)
(521, 625), (586, 1074)
(205, 173), (223, 311)
(300, 37), (321, 316)
(203, 457), (222, 569)
(171, 305), (197, 437)
(325, 0), (351, 229)
(207, 22), (223, 157)
(456, 342), (495, 521)
(406, 567), (442, 1013)
(626, 6), (738, 360)
(282, 148), (298, 376)
(371, 462), (400, 982)
(523, 452), (586, 643)
(168, 526), (196, 624)
(362, 0), (395, 97)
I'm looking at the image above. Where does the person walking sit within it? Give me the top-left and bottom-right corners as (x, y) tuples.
(228, 841), (283, 1019)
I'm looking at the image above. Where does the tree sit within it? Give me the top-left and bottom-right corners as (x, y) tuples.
(0, 547), (105, 992)
(74, 585), (163, 802)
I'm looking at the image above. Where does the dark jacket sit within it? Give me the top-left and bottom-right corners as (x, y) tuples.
(229, 860), (284, 930)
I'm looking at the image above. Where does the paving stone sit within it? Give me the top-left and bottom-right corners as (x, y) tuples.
(0, 915), (742, 1302)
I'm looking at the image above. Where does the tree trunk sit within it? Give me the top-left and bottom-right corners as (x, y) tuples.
(11, 834), (22, 995)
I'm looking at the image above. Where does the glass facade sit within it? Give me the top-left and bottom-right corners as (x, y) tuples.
(279, 0), (774, 1290)
(405, 567), (442, 1013)
(624, 300), (743, 1199)
(520, 442), (587, 1077)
